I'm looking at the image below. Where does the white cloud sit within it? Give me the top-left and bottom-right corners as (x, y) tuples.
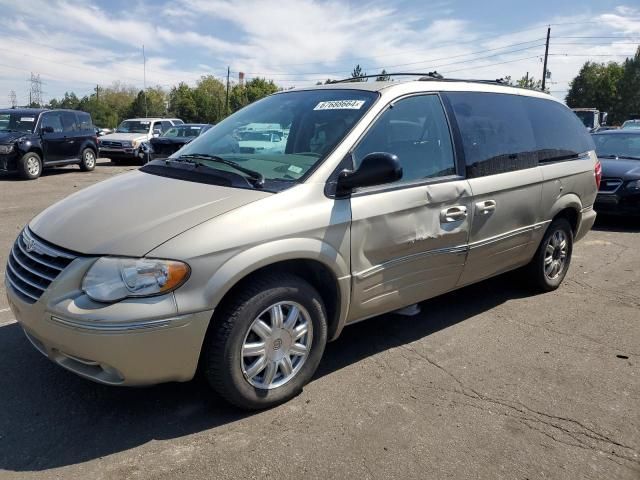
(0, 0), (639, 106)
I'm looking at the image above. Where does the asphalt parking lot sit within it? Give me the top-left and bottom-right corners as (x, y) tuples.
(0, 161), (638, 479)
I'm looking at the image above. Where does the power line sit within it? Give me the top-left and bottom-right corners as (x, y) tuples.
(240, 42), (547, 76)
(442, 54), (543, 74)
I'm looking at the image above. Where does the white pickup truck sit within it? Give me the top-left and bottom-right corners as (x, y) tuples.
(98, 117), (183, 163)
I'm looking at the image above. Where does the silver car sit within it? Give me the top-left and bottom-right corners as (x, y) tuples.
(5, 79), (599, 409)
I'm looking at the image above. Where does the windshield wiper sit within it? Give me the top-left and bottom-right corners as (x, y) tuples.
(173, 154), (265, 187)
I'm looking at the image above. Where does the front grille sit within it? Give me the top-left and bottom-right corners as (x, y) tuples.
(5, 228), (77, 304)
(599, 177), (623, 194)
(100, 141), (123, 148)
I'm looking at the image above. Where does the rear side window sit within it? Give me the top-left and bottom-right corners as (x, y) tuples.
(353, 94), (456, 184)
(446, 92), (537, 177)
(76, 112), (93, 131)
(61, 111), (78, 132)
(525, 97), (595, 162)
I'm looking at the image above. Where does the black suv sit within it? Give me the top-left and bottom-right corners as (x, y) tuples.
(0, 108), (98, 180)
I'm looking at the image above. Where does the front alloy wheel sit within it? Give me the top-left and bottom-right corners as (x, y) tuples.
(202, 272), (327, 410)
(241, 301), (313, 389)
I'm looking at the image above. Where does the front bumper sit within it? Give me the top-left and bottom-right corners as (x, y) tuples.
(98, 147), (140, 160)
(594, 191), (640, 216)
(5, 256), (213, 386)
(0, 152), (19, 172)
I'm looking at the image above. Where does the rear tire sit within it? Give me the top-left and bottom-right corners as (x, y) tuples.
(526, 218), (573, 292)
(202, 272), (327, 410)
(18, 152), (42, 180)
(79, 148), (96, 171)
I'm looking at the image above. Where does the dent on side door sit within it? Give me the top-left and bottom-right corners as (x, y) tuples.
(348, 179), (472, 322)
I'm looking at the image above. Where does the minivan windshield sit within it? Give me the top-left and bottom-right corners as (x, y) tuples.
(0, 112), (37, 133)
(592, 133), (640, 160)
(116, 120), (152, 134)
(164, 89), (378, 188)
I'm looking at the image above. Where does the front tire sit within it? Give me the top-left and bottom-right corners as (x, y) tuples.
(526, 218), (573, 291)
(202, 273), (328, 410)
(18, 152), (42, 180)
(79, 148), (96, 171)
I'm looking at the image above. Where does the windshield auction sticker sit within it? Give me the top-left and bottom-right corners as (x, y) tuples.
(313, 100), (366, 110)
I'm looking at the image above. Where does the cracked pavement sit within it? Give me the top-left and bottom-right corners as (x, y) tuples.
(0, 163), (638, 479)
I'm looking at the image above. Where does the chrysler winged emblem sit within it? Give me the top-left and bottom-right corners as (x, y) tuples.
(24, 237), (37, 253)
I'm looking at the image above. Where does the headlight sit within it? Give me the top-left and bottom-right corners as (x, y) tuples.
(121, 141), (132, 148)
(0, 144), (14, 154)
(626, 179), (640, 191)
(82, 257), (190, 302)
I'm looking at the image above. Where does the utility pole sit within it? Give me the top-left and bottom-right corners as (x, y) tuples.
(95, 84), (100, 102)
(142, 44), (148, 116)
(541, 26), (551, 91)
(225, 66), (230, 116)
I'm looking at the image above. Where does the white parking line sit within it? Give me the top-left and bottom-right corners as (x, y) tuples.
(0, 319), (16, 327)
(0, 308), (11, 313)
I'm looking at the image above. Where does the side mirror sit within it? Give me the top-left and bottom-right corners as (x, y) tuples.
(41, 126), (54, 134)
(336, 152), (402, 196)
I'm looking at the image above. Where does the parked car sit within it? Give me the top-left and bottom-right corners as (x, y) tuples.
(5, 79), (598, 409)
(592, 129), (640, 216)
(98, 117), (183, 163)
(573, 108), (608, 132)
(0, 108), (98, 179)
(94, 127), (113, 137)
(621, 119), (640, 130)
(139, 123), (213, 162)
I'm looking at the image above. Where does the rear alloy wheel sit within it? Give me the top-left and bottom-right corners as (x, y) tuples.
(527, 218), (573, 291)
(80, 148), (96, 171)
(203, 273), (327, 410)
(18, 152), (42, 180)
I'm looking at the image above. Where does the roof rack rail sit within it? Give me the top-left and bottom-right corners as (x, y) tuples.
(328, 72), (510, 86)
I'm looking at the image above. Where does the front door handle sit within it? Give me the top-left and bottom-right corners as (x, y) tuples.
(475, 200), (497, 215)
(441, 206), (468, 223)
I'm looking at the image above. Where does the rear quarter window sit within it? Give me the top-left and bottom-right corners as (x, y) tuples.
(524, 97), (595, 162)
(77, 112), (93, 131)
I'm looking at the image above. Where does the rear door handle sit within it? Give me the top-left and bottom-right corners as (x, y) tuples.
(440, 206), (468, 223)
(475, 200), (497, 215)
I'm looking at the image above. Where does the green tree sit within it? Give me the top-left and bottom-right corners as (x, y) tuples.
(126, 87), (167, 118)
(565, 61), (626, 124)
(351, 64), (366, 82)
(376, 69), (391, 81)
(193, 75), (227, 122)
(616, 47), (640, 123)
(229, 77), (278, 113)
(169, 82), (198, 122)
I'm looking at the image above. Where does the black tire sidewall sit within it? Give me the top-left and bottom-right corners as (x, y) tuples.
(534, 218), (573, 291)
(80, 148), (96, 171)
(206, 276), (327, 409)
(19, 152), (42, 180)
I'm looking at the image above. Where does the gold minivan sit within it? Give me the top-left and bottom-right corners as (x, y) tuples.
(5, 78), (599, 409)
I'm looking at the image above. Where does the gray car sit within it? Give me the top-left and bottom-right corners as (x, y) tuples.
(5, 79), (598, 409)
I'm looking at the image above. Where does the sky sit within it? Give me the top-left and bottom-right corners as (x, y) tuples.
(1, 0), (639, 108)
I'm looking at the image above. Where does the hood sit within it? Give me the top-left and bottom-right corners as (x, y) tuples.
(150, 137), (191, 145)
(29, 170), (271, 256)
(100, 132), (149, 142)
(0, 131), (28, 144)
(600, 158), (640, 179)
